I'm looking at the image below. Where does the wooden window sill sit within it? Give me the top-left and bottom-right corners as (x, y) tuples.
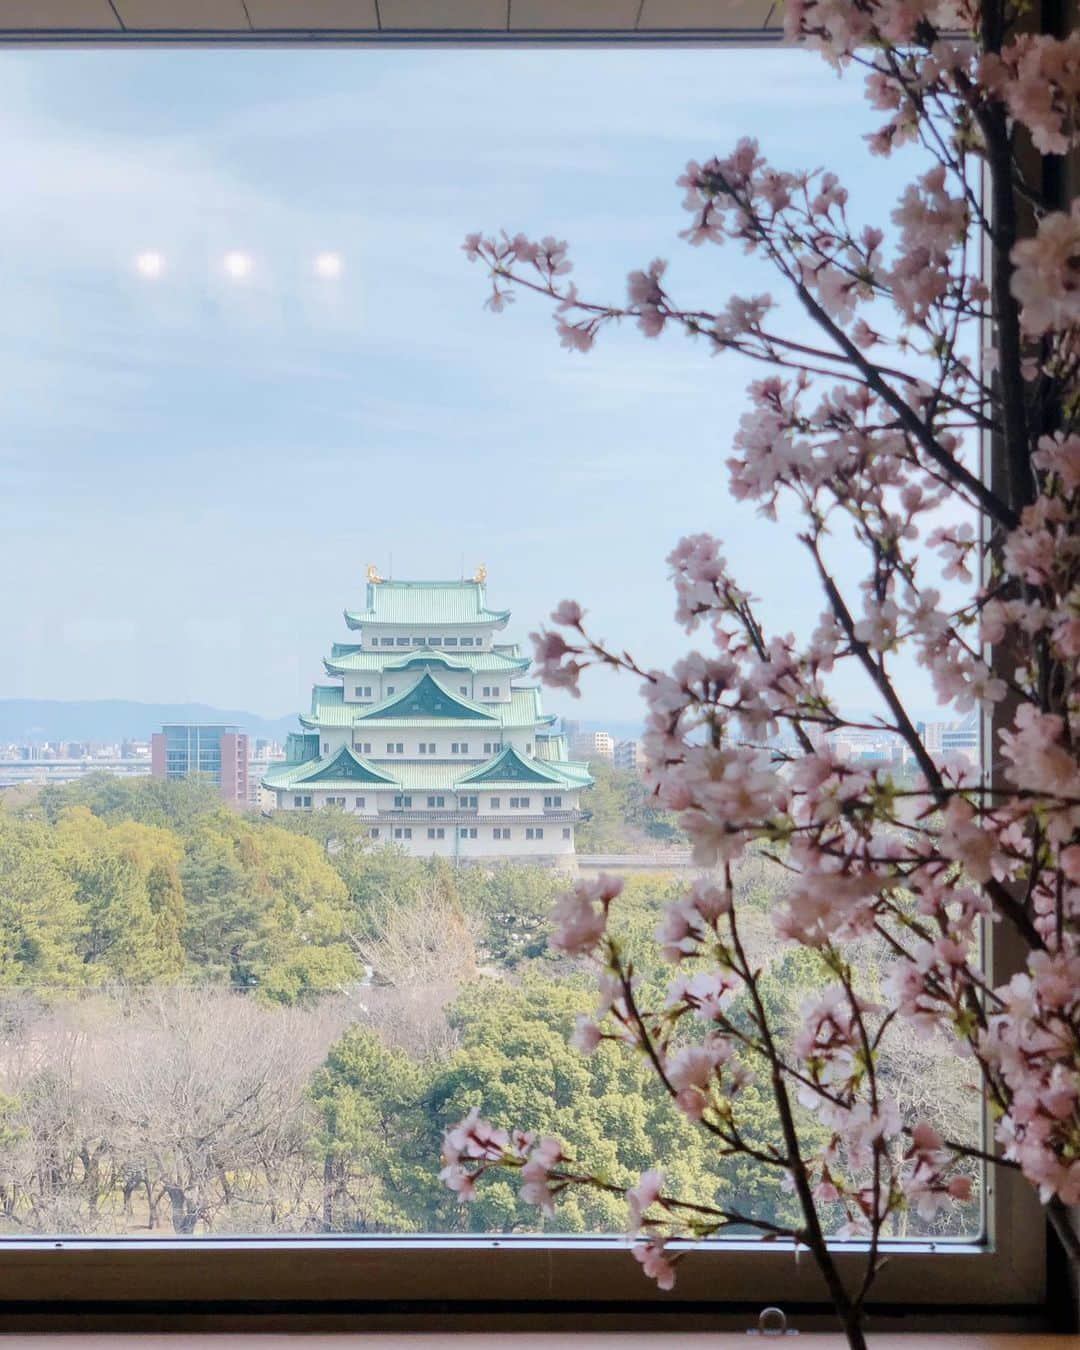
(0, 1335), (1075, 1346)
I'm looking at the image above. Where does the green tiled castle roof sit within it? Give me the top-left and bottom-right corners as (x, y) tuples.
(324, 648), (529, 676)
(535, 732), (568, 761)
(376, 759), (586, 792)
(300, 682), (554, 732)
(344, 579), (510, 630)
(264, 747), (592, 794)
(456, 745), (571, 787)
(354, 672), (497, 723)
(263, 746), (397, 790)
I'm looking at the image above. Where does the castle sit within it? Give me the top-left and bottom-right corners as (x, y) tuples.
(263, 572), (592, 861)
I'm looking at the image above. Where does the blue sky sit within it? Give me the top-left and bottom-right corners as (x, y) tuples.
(1, 47), (954, 725)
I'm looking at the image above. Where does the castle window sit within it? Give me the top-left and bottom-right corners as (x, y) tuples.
(489, 797), (500, 809)
(427, 827), (445, 839)
(394, 827), (412, 840)
(396, 637), (409, 646)
(444, 637), (458, 646)
(427, 795), (445, 808)
(393, 794), (412, 808)
(370, 827), (380, 839)
(354, 796), (365, 808)
(562, 828), (571, 840)
(460, 795), (478, 809)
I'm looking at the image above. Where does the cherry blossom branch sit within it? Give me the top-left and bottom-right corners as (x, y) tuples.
(445, 3), (1080, 1340)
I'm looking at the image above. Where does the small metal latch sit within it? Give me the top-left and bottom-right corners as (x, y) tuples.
(747, 1306), (798, 1336)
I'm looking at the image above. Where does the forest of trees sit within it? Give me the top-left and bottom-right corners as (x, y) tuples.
(0, 775), (975, 1237)
(572, 760), (684, 852)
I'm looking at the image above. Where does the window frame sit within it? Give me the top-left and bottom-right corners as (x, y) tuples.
(0, 13), (1056, 1328)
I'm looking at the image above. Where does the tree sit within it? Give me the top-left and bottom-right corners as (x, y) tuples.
(52, 808), (185, 983)
(574, 761), (683, 853)
(309, 1025), (433, 1232)
(445, 975), (821, 1236)
(0, 997), (116, 1234)
(35, 774), (226, 834)
(461, 864), (565, 967)
(99, 989), (339, 1234)
(180, 818), (359, 998)
(353, 884), (480, 1058)
(0, 816), (83, 990)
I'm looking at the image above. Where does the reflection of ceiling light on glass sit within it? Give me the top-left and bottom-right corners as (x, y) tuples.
(314, 252), (343, 279)
(135, 251), (164, 279)
(223, 251), (253, 280)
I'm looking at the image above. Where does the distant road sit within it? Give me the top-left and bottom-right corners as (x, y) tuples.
(0, 759), (151, 788)
(577, 852), (697, 871)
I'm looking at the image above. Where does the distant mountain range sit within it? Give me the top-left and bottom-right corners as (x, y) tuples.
(0, 700), (299, 746)
(0, 700), (643, 748)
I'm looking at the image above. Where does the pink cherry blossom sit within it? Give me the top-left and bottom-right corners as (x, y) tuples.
(570, 1015), (604, 1054)
(1011, 201), (1080, 336)
(627, 1169), (665, 1232)
(519, 1136), (565, 1215)
(632, 1235), (677, 1290)
(551, 599), (584, 626)
(549, 874), (623, 956)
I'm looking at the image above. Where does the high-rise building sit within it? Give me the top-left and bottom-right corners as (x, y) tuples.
(614, 738), (643, 773)
(570, 730), (615, 762)
(263, 574), (593, 861)
(151, 724), (249, 803)
(918, 711), (979, 767)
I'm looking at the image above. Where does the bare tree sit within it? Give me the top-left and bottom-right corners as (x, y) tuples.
(97, 988), (345, 1234)
(353, 885), (481, 1059)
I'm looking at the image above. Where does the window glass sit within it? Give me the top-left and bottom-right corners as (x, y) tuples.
(0, 44), (980, 1252)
